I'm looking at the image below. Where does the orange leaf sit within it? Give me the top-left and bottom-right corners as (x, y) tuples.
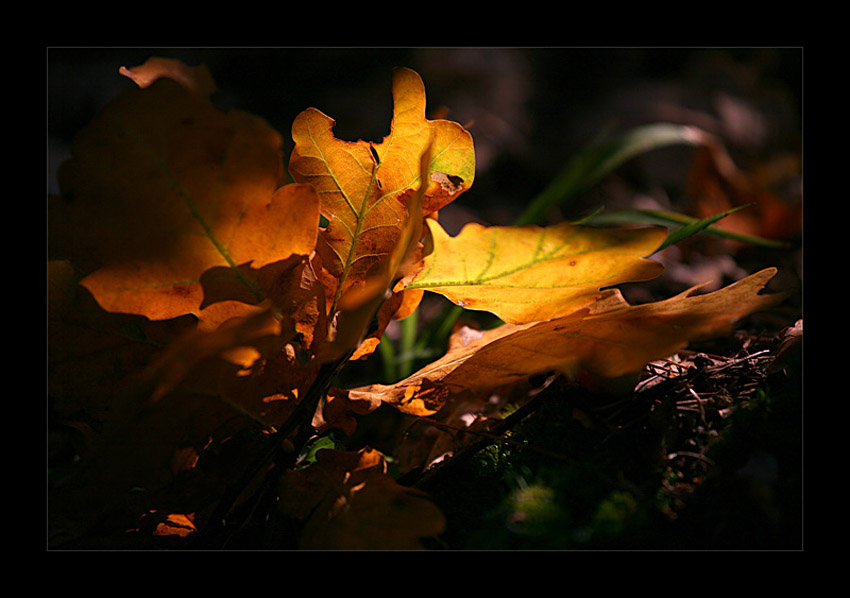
(153, 513), (197, 537)
(51, 64), (318, 324)
(289, 67), (473, 315)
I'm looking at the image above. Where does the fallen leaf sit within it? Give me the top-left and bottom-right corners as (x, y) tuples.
(348, 268), (785, 415)
(403, 218), (667, 324)
(277, 448), (445, 549)
(687, 141), (802, 242)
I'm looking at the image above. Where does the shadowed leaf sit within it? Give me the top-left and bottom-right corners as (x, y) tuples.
(277, 448), (445, 549)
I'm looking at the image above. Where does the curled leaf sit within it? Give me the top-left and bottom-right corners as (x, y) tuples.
(350, 268), (785, 415)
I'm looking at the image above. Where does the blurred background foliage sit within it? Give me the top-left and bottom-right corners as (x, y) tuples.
(48, 47), (802, 229)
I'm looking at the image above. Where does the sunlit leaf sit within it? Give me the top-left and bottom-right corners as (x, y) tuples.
(50, 63), (319, 323)
(289, 68), (472, 307)
(403, 218), (666, 324)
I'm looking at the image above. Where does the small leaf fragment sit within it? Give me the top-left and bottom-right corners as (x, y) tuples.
(119, 56), (217, 96)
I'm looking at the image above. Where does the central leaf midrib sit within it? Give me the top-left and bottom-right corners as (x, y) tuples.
(411, 238), (628, 290)
(330, 154), (381, 314)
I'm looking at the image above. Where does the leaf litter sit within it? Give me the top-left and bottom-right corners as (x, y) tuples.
(48, 55), (801, 550)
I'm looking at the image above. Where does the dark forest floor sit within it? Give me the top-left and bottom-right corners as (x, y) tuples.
(412, 319), (803, 550)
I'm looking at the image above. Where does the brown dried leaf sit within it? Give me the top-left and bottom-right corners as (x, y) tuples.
(349, 268), (785, 415)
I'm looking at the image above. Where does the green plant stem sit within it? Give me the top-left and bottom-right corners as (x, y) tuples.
(397, 310), (418, 379)
(379, 332), (397, 383)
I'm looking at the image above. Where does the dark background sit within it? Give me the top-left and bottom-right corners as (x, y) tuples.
(47, 47), (802, 235)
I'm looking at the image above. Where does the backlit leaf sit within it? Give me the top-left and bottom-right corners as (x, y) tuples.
(289, 67), (474, 316)
(403, 218), (667, 324)
(50, 61), (319, 324)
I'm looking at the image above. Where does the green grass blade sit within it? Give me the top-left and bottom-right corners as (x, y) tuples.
(516, 123), (710, 226)
(585, 207), (788, 250)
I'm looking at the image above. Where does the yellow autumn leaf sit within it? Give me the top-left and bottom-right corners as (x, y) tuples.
(402, 218), (667, 324)
(373, 67), (475, 216)
(349, 268), (785, 415)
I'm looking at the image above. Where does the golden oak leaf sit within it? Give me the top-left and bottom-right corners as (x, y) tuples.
(289, 67), (473, 316)
(348, 268), (785, 416)
(373, 67), (475, 215)
(311, 136), (432, 363)
(50, 63), (319, 324)
(403, 219), (667, 324)
(277, 448), (445, 549)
